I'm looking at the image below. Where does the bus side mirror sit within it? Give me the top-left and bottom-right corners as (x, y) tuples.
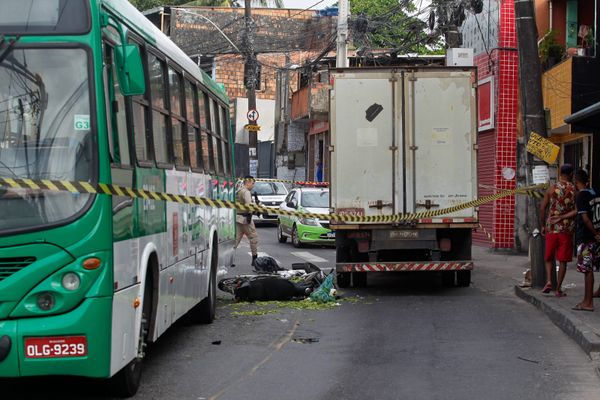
(115, 44), (145, 96)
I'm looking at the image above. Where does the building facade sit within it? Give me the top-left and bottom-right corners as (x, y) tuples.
(460, 0), (519, 248)
(535, 0), (600, 193)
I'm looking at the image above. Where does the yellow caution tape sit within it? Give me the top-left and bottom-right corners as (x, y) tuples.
(477, 223), (496, 244)
(0, 177), (547, 223)
(246, 178), (329, 186)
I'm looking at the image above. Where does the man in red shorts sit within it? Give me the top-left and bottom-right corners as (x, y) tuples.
(540, 164), (575, 297)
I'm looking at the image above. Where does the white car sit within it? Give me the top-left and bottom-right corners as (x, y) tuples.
(252, 181), (289, 225)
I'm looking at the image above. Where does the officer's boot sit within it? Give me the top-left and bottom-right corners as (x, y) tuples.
(251, 254), (258, 267)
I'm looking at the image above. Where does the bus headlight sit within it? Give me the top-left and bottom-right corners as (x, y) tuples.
(62, 272), (81, 291)
(37, 292), (56, 311)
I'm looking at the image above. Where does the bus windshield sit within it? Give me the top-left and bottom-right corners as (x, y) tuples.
(0, 47), (94, 234)
(0, 0), (90, 35)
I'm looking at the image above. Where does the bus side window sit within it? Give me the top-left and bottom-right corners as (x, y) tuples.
(129, 40), (151, 165)
(147, 52), (170, 166)
(185, 79), (202, 172)
(102, 42), (130, 166)
(218, 105), (230, 176)
(168, 67), (187, 168)
(208, 99), (221, 175)
(200, 91), (214, 173)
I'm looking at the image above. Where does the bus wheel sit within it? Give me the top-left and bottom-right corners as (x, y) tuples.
(337, 272), (350, 288)
(112, 281), (151, 397)
(457, 270), (471, 287)
(192, 246), (217, 324)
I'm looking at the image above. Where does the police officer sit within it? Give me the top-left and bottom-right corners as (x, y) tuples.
(235, 175), (259, 266)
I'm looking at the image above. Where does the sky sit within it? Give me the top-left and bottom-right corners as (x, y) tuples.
(283, 0), (338, 10)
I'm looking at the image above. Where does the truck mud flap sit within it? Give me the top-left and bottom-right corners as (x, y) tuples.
(336, 262), (474, 272)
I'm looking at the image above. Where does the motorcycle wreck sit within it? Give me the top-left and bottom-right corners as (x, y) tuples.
(218, 257), (337, 303)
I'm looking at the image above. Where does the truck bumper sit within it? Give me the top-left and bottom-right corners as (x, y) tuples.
(336, 261), (474, 272)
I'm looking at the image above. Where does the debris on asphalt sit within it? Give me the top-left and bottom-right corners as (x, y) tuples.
(253, 256), (286, 273)
(292, 337), (319, 344)
(517, 356), (539, 364)
(309, 274), (336, 303)
(519, 269), (531, 288)
(211, 340), (222, 345)
(231, 309), (278, 316)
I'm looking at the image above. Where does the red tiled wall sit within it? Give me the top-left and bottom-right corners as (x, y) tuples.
(472, 0), (519, 248)
(494, 0), (518, 248)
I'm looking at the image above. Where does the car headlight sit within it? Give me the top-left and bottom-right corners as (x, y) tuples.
(299, 217), (320, 226)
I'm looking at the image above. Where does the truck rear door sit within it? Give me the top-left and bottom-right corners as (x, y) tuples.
(404, 70), (477, 218)
(330, 71), (402, 217)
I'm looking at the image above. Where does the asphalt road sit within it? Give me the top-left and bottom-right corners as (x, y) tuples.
(5, 226), (600, 399)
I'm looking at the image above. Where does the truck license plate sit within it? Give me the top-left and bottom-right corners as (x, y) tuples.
(25, 336), (88, 358)
(336, 208), (365, 217)
(389, 230), (419, 239)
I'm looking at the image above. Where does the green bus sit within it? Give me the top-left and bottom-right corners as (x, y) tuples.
(0, 0), (236, 396)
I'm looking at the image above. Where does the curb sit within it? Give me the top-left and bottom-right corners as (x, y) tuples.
(515, 285), (600, 355)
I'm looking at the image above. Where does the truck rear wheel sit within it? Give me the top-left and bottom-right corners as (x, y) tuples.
(457, 270), (471, 287)
(352, 272), (367, 288)
(441, 271), (455, 287)
(337, 272), (350, 288)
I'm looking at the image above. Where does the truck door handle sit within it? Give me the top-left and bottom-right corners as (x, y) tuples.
(368, 200), (393, 209)
(416, 200), (440, 210)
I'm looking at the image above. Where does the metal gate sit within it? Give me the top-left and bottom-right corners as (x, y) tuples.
(257, 141), (274, 178)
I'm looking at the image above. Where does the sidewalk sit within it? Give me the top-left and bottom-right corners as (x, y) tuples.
(473, 246), (600, 359)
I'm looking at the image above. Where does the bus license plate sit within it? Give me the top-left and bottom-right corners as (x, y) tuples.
(326, 232), (336, 238)
(25, 336), (88, 358)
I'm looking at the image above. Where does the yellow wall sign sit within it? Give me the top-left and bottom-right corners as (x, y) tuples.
(244, 124), (261, 132)
(526, 132), (559, 164)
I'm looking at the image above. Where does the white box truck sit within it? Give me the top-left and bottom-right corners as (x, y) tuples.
(330, 67), (478, 288)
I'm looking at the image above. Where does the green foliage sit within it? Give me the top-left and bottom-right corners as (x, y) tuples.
(538, 30), (564, 62)
(584, 28), (595, 49)
(351, 0), (437, 54)
(128, 0), (187, 11)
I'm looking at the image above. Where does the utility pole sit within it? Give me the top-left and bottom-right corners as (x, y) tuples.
(244, 0), (258, 177)
(515, 0), (548, 288)
(336, 0), (349, 67)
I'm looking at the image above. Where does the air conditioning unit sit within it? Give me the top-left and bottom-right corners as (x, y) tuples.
(446, 48), (474, 67)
